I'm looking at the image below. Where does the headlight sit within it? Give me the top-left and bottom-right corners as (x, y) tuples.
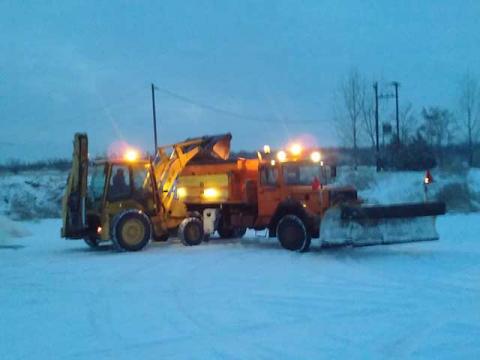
(310, 151), (321, 163)
(203, 188), (219, 199)
(277, 150), (287, 162)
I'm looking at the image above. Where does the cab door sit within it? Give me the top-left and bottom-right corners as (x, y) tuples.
(257, 164), (281, 221)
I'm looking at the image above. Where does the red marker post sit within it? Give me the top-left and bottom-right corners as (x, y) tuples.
(424, 170), (433, 201)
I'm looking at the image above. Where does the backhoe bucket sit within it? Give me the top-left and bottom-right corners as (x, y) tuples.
(319, 202), (446, 247)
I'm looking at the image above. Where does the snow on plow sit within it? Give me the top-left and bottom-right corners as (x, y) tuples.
(320, 202), (446, 247)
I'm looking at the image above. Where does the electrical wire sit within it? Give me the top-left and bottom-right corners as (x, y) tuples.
(153, 85), (318, 124)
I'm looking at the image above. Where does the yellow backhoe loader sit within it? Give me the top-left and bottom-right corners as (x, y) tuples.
(61, 133), (231, 251)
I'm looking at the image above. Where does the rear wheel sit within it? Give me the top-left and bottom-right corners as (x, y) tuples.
(179, 217), (204, 246)
(217, 215), (234, 239)
(218, 227), (235, 239)
(217, 215), (247, 239)
(277, 214), (311, 252)
(233, 227), (247, 238)
(112, 211), (152, 251)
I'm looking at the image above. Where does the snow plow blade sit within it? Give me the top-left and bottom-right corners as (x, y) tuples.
(319, 202), (446, 247)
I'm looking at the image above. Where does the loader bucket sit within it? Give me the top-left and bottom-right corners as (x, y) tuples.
(319, 202), (446, 247)
(199, 133), (232, 160)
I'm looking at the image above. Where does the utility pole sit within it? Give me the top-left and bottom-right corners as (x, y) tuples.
(392, 81), (400, 145)
(151, 83), (158, 152)
(374, 82), (380, 172)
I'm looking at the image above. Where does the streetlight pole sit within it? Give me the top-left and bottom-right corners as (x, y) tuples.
(151, 83), (158, 153)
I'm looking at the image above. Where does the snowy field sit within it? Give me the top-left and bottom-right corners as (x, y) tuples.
(1, 214), (479, 359)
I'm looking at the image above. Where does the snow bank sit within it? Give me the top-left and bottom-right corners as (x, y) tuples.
(0, 215), (30, 242)
(335, 166), (480, 212)
(0, 170), (66, 220)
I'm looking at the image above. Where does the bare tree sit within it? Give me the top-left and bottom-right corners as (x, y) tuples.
(421, 107), (456, 166)
(360, 84), (376, 148)
(336, 69), (364, 168)
(458, 72), (480, 166)
(399, 102), (415, 144)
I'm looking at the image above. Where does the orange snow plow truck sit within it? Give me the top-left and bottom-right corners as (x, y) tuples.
(178, 144), (446, 252)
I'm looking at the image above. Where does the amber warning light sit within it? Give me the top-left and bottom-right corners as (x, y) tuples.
(124, 149), (139, 162)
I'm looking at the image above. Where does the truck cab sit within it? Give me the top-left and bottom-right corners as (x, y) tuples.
(254, 151), (357, 238)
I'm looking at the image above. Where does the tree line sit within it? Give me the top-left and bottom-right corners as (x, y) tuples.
(336, 69), (480, 169)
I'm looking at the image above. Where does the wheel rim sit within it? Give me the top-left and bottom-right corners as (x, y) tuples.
(121, 218), (146, 246)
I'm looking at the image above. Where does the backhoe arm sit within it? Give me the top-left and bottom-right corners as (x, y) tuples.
(61, 133), (89, 238)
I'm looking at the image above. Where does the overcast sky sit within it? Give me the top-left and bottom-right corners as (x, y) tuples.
(1, 0), (479, 161)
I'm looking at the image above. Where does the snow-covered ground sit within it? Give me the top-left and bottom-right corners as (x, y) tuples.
(1, 215), (479, 359)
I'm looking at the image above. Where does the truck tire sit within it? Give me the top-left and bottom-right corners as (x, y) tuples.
(154, 233), (169, 242)
(179, 217), (204, 246)
(217, 215), (233, 239)
(112, 210), (152, 252)
(217, 215), (247, 239)
(276, 214), (311, 252)
(218, 226), (247, 239)
(233, 227), (247, 238)
(218, 227), (234, 239)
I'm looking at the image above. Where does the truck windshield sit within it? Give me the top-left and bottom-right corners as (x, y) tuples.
(89, 164), (107, 201)
(283, 164), (324, 185)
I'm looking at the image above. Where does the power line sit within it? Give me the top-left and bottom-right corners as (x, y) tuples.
(153, 85), (318, 124)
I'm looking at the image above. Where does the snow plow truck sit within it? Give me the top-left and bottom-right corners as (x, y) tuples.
(177, 143), (446, 252)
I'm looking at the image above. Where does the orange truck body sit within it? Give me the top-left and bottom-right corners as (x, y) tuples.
(178, 156), (357, 236)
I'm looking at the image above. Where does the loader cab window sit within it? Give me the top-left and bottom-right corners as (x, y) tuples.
(108, 165), (131, 200)
(260, 166), (278, 186)
(89, 164), (107, 201)
(132, 166), (153, 196)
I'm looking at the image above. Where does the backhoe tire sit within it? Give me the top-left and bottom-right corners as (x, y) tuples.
(277, 215), (311, 252)
(179, 217), (204, 246)
(112, 210), (152, 252)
